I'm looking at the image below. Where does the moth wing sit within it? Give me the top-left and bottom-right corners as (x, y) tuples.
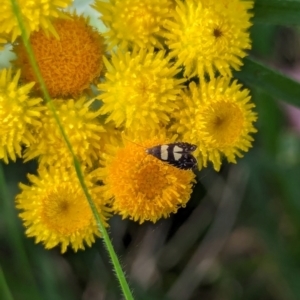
(171, 142), (197, 153)
(167, 153), (197, 170)
(179, 153), (198, 170)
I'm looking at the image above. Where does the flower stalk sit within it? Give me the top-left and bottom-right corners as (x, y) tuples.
(10, 0), (134, 299)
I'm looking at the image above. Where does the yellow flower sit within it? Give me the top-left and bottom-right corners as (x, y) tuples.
(164, 0), (253, 79)
(96, 132), (196, 224)
(93, 0), (173, 50)
(0, 36), (7, 49)
(13, 14), (105, 98)
(1, 0), (71, 42)
(98, 122), (122, 158)
(98, 48), (185, 130)
(16, 166), (110, 253)
(24, 97), (105, 168)
(0, 69), (43, 163)
(174, 78), (257, 171)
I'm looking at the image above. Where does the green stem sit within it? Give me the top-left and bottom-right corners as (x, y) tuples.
(0, 264), (14, 300)
(9, 2), (133, 299)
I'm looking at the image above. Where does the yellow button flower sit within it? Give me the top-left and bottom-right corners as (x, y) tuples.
(24, 97), (105, 168)
(96, 133), (196, 224)
(0, 69), (43, 163)
(13, 14), (105, 98)
(174, 78), (257, 171)
(164, 0), (253, 79)
(1, 0), (71, 42)
(93, 0), (173, 50)
(98, 47), (185, 131)
(16, 167), (111, 253)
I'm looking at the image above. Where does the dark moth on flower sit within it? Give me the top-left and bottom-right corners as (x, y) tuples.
(146, 142), (197, 170)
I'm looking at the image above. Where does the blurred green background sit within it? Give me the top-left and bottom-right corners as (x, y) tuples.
(3, 1), (300, 299)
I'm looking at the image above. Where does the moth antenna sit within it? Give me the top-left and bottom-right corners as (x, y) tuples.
(122, 135), (147, 150)
(121, 134), (151, 167)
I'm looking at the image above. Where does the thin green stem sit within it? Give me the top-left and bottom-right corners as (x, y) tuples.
(9, 2), (133, 299)
(0, 265), (14, 300)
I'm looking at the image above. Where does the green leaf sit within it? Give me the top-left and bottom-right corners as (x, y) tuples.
(235, 56), (300, 108)
(252, 89), (283, 157)
(254, 0), (300, 25)
(250, 23), (276, 58)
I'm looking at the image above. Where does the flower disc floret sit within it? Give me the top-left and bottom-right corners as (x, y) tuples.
(96, 134), (195, 223)
(93, 0), (173, 49)
(16, 167), (110, 253)
(1, 0), (71, 42)
(98, 48), (185, 130)
(174, 78), (257, 171)
(13, 14), (105, 98)
(24, 97), (105, 167)
(164, 0), (253, 78)
(0, 69), (43, 163)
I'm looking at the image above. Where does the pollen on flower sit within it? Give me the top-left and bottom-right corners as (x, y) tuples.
(1, 0), (71, 42)
(0, 69), (43, 163)
(16, 167), (110, 253)
(13, 14), (105, 98)
(98, 48), (185, 131)
(164, 0), (253, 79)
(173, 78), (257, 171)
(93, 0), (173, 50)
(95, 133), (195, 224)
(23, 97), (106, 168)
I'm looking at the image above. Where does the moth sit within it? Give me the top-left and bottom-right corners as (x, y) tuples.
(146, 142), (198, 170)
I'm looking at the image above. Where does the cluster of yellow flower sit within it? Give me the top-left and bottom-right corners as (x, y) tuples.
(0, 0), (257, 252)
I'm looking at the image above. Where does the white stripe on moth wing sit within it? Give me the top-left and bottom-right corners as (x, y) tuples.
(160, 145), (169, 160)
(174, 152), (182, 161)
(173, 145), (183, 153)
